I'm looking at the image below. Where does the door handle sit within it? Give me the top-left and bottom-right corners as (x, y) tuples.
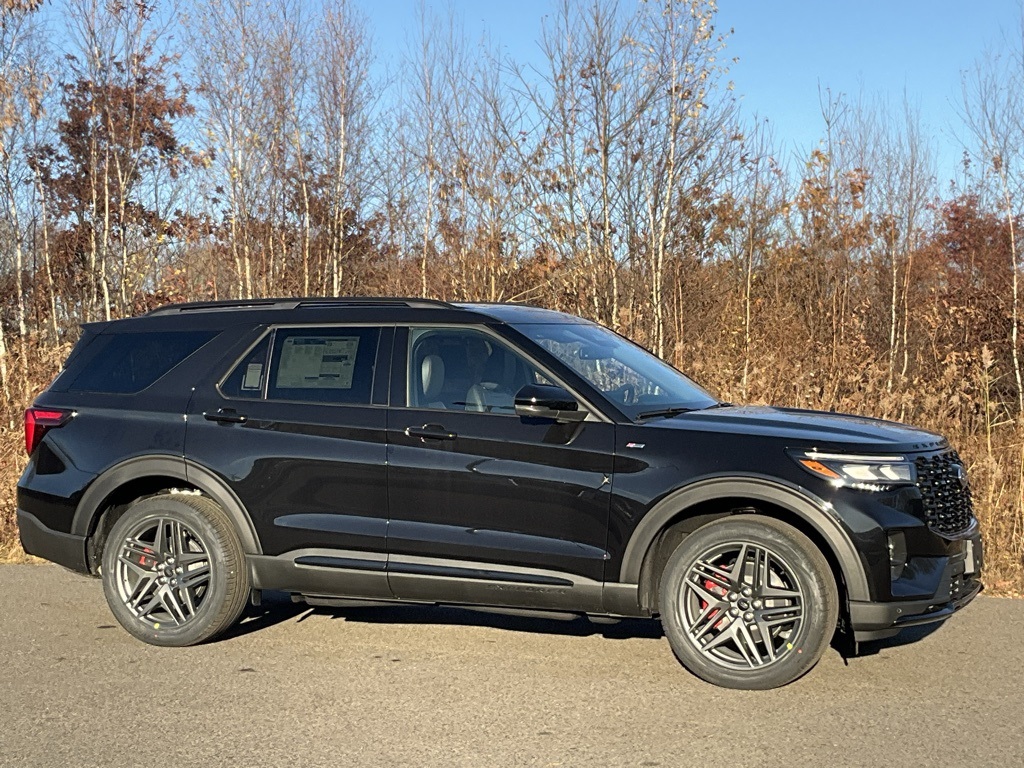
(405, 424), (457, 441)
(203, 408), (248, 424)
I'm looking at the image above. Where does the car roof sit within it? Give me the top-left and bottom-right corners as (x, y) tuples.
(452, 302), (592, 325)
(84, 297), (592, 332)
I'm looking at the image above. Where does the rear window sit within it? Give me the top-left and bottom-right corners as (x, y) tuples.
(67, 330), (217, 394)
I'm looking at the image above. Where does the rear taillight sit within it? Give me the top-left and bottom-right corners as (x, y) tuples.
(25, 407), (73, 456)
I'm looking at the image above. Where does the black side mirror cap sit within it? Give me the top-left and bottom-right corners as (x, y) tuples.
(514, 384), (587, 423)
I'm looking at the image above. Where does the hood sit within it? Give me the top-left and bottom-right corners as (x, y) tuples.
(649, 405), (947, 454)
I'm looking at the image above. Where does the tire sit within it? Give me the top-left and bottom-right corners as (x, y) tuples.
(101, 493), (250, 647)
(658, 515), (838, 690)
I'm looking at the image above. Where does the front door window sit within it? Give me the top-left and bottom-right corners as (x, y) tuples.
(406, 327), (551, 414)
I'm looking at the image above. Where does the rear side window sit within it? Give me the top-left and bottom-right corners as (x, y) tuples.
(267, 327), (380, 405)
(47, 328), (100, 390)
(220, 335), (271, 399)
(67, 330), (217, 394)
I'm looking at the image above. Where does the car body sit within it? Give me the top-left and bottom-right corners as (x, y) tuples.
(16, 297), (983, 688)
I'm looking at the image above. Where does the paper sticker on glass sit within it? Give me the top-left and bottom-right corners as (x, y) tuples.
(241, 362), (264, 391)
(276, 336), (360, 389)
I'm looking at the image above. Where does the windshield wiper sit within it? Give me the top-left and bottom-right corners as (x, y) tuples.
(636, 407), (697, 420)
(636, 402), (733, 421)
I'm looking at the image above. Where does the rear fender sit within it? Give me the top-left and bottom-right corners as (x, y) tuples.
(71, 455), (261, 555)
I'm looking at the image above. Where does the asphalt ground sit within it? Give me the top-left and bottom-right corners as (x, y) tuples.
(0, 564), (1021, 768)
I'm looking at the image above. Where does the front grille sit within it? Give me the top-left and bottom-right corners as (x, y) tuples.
(915, 451), (975, 535)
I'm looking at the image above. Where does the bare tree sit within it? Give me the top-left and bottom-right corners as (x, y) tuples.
(862, 98), (936, 396)
(960, 23), (1024, 415)
(634, 0), (736, 356)
(187, 0), (280, 299)
(311, 1), (373, 297)
(718, 118), (786, 399)
(401, 1), (445, 297)
(0, 1), (47, 389)
(525, 0), (735, 341)
(467, 43), (537, 302)
(531, 0), (656, 328)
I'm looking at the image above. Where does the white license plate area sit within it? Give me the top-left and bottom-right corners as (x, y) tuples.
(964, 539), (977, 576)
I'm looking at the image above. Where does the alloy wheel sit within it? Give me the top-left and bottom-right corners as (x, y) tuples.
(113, 517), (213, 628)
(677, 541), (804, 669)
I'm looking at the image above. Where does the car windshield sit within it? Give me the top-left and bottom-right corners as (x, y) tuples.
(517, 322), (718, 418)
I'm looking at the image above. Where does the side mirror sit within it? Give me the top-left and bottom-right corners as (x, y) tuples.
(514, 384), (587, 423)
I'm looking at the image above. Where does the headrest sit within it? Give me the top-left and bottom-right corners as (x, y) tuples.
(421, 354), (445, 401)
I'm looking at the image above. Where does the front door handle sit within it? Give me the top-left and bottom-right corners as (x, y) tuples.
(204, 408), (248, 424)
(405, 424), (457, 441)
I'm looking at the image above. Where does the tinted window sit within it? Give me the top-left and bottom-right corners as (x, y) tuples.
(407, 327), (551, 412)
(268, 327), (380, 405)
(220, 335), (271, 399)
(67, 330), (217, 394)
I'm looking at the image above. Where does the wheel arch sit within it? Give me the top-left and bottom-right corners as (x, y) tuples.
(72, 455), (262, 572)
(620, 476), (870, 609)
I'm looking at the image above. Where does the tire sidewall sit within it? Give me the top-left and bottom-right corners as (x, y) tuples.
(101, 496), (237, 647)
(659, 516), (838, 690)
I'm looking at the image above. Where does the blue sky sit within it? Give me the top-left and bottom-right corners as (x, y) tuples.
(714, 1), (1021, 183)
(360, 0), (1022, 185)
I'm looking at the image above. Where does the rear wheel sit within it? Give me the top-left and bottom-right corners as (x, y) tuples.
(101, 494), (250, 646)
(658, 515), (838, 689)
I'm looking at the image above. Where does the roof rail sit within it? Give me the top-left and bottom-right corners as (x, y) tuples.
(145, 297), (456, 316)
(145, 299), (299, 315)
(295, 297), (455, 310)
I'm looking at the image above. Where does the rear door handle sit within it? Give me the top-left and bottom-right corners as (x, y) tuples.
(405, 424), (457, 441)
(204, 408), (248, 424)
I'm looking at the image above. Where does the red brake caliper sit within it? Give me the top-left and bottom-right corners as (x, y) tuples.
(700, 576), (728, 630)
(139, 547), (154, 567)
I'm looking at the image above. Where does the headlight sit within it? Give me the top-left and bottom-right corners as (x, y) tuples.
(789, 450), (916, 491)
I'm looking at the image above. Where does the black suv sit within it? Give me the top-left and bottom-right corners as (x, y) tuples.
(17, 298), (983, 689)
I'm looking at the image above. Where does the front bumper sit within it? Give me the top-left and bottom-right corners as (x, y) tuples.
(16, 508), (90, 574)
(848, 533), (983, 641)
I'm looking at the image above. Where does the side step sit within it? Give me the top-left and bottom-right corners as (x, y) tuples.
(293, 593), (597, 623)
(295, 594), (430, 609)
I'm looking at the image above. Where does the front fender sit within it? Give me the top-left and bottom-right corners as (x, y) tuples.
(617, 474), (871, 602)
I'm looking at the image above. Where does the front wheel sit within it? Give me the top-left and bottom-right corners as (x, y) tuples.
(658, 515), (838, 689)
(101, 493), (250, 646)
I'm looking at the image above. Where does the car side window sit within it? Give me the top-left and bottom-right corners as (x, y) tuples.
(406, 327), (551, 413)
(66, 330), (217, 394)
(220, 335), (271, 399)
(266, 327), (380, 405)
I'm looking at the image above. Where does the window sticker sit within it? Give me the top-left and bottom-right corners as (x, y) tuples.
(241, 363), (263, 391)
(276, 336), (359, 389)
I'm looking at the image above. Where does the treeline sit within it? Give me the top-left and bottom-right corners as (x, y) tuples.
(0, 0), (1021, 590)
